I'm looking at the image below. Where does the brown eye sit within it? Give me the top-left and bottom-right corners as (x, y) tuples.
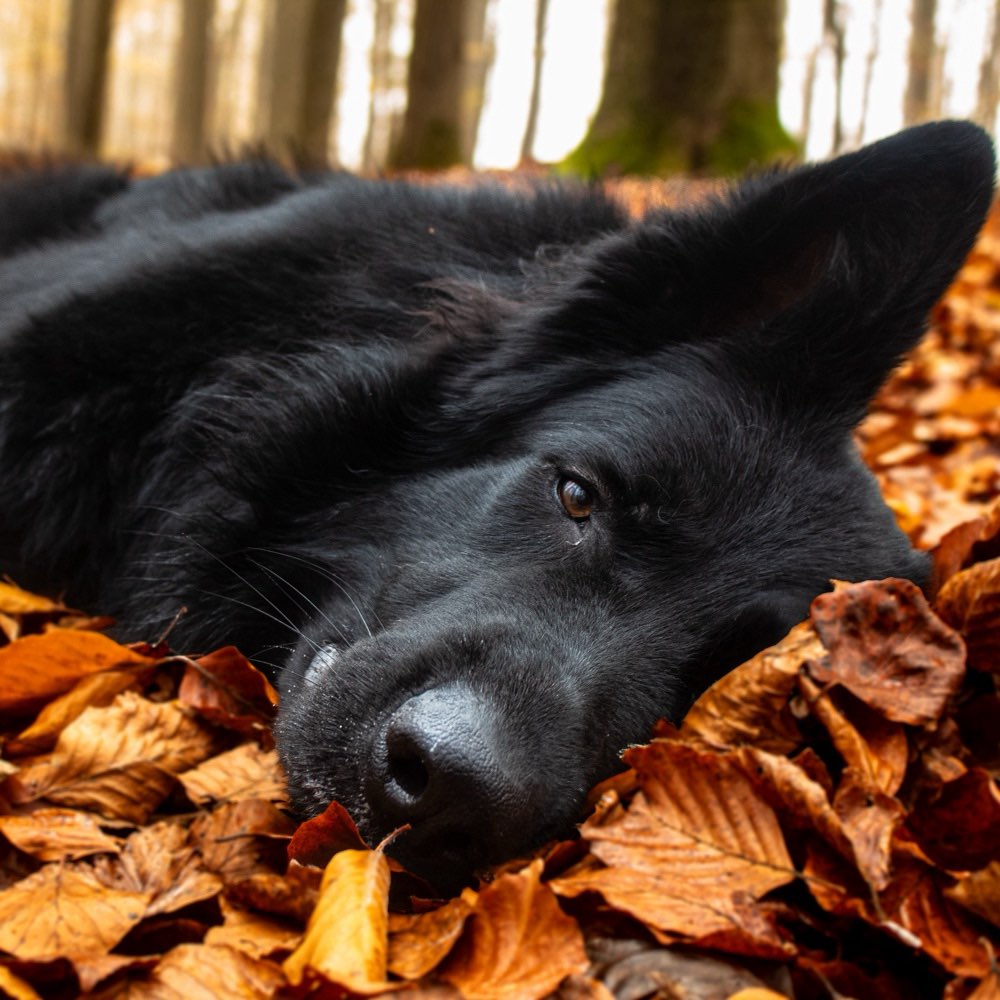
(558, 476), (594, 520)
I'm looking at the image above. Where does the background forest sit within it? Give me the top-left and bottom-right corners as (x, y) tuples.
(0, 0), (997, 178)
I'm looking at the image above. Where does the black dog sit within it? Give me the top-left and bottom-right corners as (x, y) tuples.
(0, 121), (993, 888)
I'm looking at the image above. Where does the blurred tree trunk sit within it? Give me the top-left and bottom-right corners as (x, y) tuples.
(975, 1), (1000, 131)
(565, 0), (795, 176)
(904, 0), (940, 125)
(172, 0), (214, 165)
(362, 0), (399, 173)
(519, 0), (549, 165)
(390, 0), (493, 170)
(257, 0), (348, 166)
(824, 0), (846, 152)
(63, 0), (116, 157)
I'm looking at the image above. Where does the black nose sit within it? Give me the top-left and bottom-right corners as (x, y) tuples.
(366, 684), (533, 881)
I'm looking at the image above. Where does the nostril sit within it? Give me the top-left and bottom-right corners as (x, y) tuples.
(386, 731), (430, 801)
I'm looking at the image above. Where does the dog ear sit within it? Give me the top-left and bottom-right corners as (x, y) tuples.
(545, 120), (995, 421)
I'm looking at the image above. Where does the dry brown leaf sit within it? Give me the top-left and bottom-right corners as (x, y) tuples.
(92, 821), (222, 917)
(0, 807), (122, 861)
(0, 631), (152, 715)
(908, 767), (1000, 871)
(882, 860), (993, 978)
(0, 581), (72, 617)
(283, 846), (393, 993)
(179, 646), (278, 746)
(936, 557), (1000, 675)
(6, 668), (146, 756)
(92, 943), (287, 999)
(833, 775), (905, 891)
(0, 966), (43, 1000)
(966, 969), (1000, 1000)
(0, 864), (149, 962)
(225, 861), (322, 924)
(192, 798), (295, 882)
(554, 741), (794, 942)
(178, 743), (287, 807)
(286, 798), (369, 867)
(797, 673), (907, 796)
(436, 860), (587, 1000)
(946, 861), (1000, 928)
(388, 894), (474, 980)
(681, 621), (821, 755)
(204, 898), (302, 959)
(809, 578), (966, 725)
(7, 692), (219, 822)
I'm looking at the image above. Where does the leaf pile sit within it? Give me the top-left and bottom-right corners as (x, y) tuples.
(1, 202), (1000, 999)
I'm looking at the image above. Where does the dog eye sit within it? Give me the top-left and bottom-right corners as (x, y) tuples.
(557, 476), (595, 520)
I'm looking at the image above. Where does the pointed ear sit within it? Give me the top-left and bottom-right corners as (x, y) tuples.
(548, 120), (995, 420)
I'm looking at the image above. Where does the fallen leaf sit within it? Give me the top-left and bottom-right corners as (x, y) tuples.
(909, 767), (1000, 871)
(204, 898), (302, 959)
(882, 860), (993, 978)
(6, 667), (147, 756)
(554, 741), (794, 943)
(388, 894), (474, 979)
(226, 861), (321, 924)
(946, 860), (1000, 927)
(437, 860), (588, 999)
(179, 646), (278, 746)
(809, 578), (966, 725)
(283, 846), (393, 992)
(287, 798), (369, 868)
(0, 631), (152, 715)
(0, 966), (43, 1000)
(178, 743), (287, 807)
(92, 821), (222, 917)
(93, 943), (287, 999)
(8, 692), (219, 822)
(192, 798), (295, 882)
(681, 621), (821, 755)
(0, 864), (149, 962)
(936, 558), (1000, 675)
(0, 808), (122, 861)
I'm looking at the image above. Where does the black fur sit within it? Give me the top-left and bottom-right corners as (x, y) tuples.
(0, 122), (993, 889)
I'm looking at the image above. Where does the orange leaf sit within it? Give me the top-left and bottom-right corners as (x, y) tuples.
(0, 864), (149, 961)
(936, 557), (1000, 675)
(179, 646), (278, 745)
(0, 582), (71, 616)
(945, 860), (1000, 928)
(809, 579), (965, 725)
(0, 631), (152, 715)
(193, 798), (296, 882)
(0, 807), (122, 861)
(282, 846), (392, 992)
(438, 860), (588, 999)
(555, 741), (794, 942)
(178, 743), (287, 807)
(388, 895), (474, 980)
(287, 799), (368, 868)
(8, 692), (219, 822)
(129, 942), (287, 998)
(92, 821), (222, 917)
(205, 898), (303, 960)
(682, 621), (821, 755)
(908, 767), (1000, 870)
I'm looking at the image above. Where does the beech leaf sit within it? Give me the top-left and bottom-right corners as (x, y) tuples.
(282, 846), (392, 992)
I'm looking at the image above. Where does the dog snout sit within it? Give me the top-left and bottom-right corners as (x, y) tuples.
(365, 683), (539, 881)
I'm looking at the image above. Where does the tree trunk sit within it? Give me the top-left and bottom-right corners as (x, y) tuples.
(390, 0), (493, 170)
(172, 0), (214, 165)
(63, 0), (116, 157)
(362, 0), (398, 173)
(257, 0), (348, 166)
(824, 0), (846, 153)
(565, 0), (794, 176)
(519, 0), (549, 165)
(904, 0), (939, 125)
(975, 0), (1000, 131)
